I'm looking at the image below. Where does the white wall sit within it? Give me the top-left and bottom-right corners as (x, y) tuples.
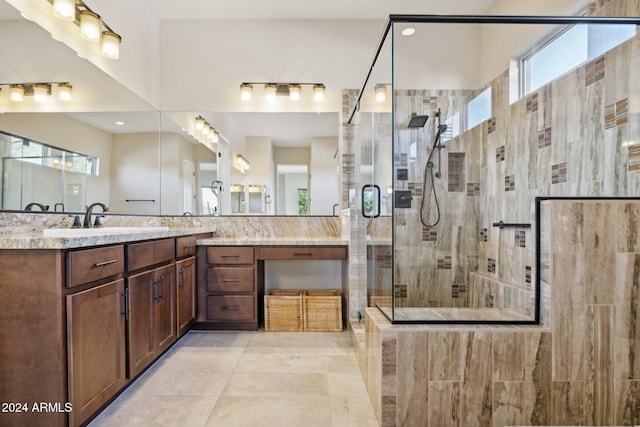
(480, 0), (588, 84)
(110, 132), (160, 214)
(310, 137), (339, 215)
(280, 172), (307, 215)
(159, 132), (197, 215)
(244, 136), (274, 214)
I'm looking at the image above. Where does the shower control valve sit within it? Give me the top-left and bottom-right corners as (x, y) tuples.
(395, 190), (413, 208)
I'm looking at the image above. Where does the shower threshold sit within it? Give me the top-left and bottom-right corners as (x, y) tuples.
(377, 306), (533, 323)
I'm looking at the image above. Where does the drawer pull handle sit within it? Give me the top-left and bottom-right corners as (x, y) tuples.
(221, 254), (240, 258)
(183, 244), (197, 249)
(293, 252), (314, 256)
(221, 279), (240, 283)
(221, 306), (240, 311)
(94, 259), (119, 267)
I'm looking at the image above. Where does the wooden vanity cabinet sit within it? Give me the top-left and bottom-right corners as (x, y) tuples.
(125, 239), (176, 378)
(196, 246), (261, 330)
(65, 244), (127, 427)
(175, 235), (197, 337)
(66, 278), (127, 427)
(176, 256), (196, 336)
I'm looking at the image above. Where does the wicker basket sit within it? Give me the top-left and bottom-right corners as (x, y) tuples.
(303, 290), (343, 332)
(264, 289), (303, 332)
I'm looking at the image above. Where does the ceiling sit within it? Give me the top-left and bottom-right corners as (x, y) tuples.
(0, 0), (499, 149)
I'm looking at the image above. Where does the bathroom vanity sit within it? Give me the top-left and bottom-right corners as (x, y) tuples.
(195, 238), (348, 330)
(0, 229), (210, 427)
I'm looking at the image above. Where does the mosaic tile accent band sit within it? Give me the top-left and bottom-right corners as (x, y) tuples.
(466, 182), (480, 196)
(551, 162), (568, 184)
(504, 175), (515, 192)
(487, 117), (497, 134)
(496, 145), (505, 162)
(605, 98), (629, 129)
(447, 153), (466, 192)
(526, 92), (539, 112)
(488, 258), (496, 273)
(437, 255), (452, 270)
(515, 230), (526, 248)
(585, 55), (605, 86)
(537, 127), (552, 149)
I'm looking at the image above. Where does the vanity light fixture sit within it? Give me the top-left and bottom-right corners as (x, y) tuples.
(375, 84), (387, 103)
(240, 82), (327, 103)
(9, 85), (25, 102)
(313, 84), (326, 102)
(3, 82), (73, 103)
(52, 0), (75, 21)
(264, 84), (277, 103)
(193, 116), (221, 146)
(47, 0), (122, 60)
(240, 83), (253, 101)
(234, 154), (250, 173)
(33, 84), (50, 103)
(195, 116), (206, 131)
(79, 10), (100, 41)
(57, 83), (73, 101)
(288, 84), (301, 102)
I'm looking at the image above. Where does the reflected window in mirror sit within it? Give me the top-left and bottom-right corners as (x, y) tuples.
(1, 130), (98, 212)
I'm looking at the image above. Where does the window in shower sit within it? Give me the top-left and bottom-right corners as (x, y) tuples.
(441, 112), (460, 142)
(521, 21), (635, 95)
(467, 87), (491, 130)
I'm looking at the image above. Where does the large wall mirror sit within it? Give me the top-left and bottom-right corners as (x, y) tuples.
(0, 4), (340, 217)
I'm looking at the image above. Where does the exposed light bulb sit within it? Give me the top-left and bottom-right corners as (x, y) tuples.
(195, 116), (205, 131)
(265, 84), (277, 103)
(101, 31), (121, 59)
(240, 83), (253, 101)
(58, 83), (72, 101)
(313, 84), (325, 102)
(80, 11), (101, 42)
(289, 84), (301, 102)
(375, 84), (386, 103)
(33, 85), (50, 103)
(10, 85), (24, 102)
(53, 0), (75, 22)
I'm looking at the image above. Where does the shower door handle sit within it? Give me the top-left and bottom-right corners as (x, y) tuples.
(361, 184), (381, 218)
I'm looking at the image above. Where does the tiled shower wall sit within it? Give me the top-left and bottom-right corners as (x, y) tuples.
(345, 0), (640, 314)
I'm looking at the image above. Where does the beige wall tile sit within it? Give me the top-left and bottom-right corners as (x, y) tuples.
(428, 381), (461, 427)
(429, 331), (463, 381)
(461, 331), (493, 426)
(493, 381), (525, 427)
(615, 379), (640, 425)
(584, 304), (615, 425)
(396, 332), (429, 427)
(614, 253), (640, 380)
(493, 332), (525, 382)
(583, 203), (617, 304)
(551, 381), (584, 425)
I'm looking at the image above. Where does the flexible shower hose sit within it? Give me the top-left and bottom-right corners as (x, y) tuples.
(420, 157), (440, 228)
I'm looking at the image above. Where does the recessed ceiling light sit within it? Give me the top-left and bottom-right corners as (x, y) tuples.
(401, 28), (415, 36)
(115, 121), (125, 126)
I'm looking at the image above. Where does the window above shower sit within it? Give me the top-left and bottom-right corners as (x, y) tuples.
(518, 17), (636, 97)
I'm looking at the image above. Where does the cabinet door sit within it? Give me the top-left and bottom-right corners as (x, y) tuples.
(127, 270), (156, 378)
(155, 263), (176, 354)
(176, 257), (196, 337)
(67, 279), (127, 427)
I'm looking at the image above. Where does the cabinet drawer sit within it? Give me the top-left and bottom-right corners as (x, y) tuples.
(67, 245), (125, 288)
(176, 235), (197, 259)
(206, 267), (254, 293)
(126, 238), (175, 272)
(257, 246), (347, 260)
(207, 295), (255, 321)
(207, 246), (254, 265)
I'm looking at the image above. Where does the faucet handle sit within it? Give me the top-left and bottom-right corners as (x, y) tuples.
(93, 216), (105, 227)
(71, 216), (82, 228)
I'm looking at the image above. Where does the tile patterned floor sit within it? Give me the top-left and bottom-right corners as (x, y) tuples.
(89, 330), (378, 427)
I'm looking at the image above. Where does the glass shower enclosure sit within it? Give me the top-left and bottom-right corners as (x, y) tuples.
(350, 15), (640, 323)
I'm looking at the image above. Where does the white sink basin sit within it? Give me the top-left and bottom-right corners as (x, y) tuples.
(43, 226), (170, 237)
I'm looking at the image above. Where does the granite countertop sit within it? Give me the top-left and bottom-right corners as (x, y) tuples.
(0, 227), (214, 250)
(197, 237), (349, 246)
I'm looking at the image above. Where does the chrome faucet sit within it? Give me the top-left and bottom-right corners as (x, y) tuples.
(83, 203), (108, 228)
(24, 202), (49, 211)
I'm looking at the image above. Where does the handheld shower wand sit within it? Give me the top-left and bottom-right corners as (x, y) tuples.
(420, 109), (447, 228)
